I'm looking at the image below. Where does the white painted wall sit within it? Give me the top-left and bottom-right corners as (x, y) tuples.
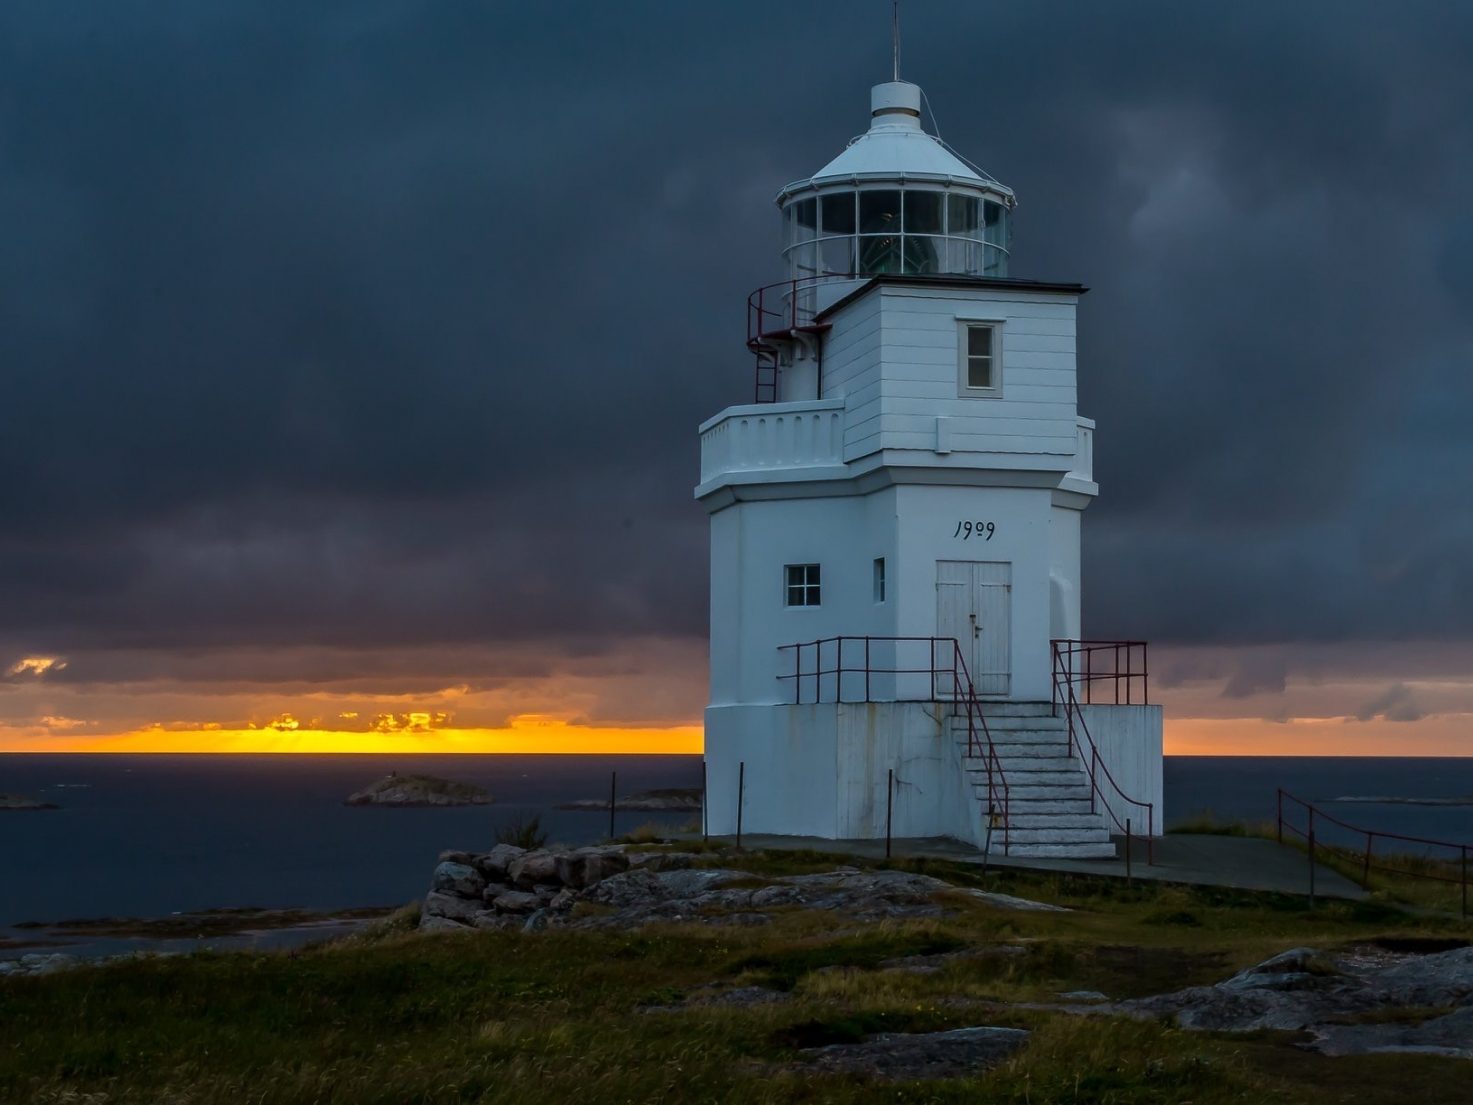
(705, 701), (987, 845)
(1077, 704), (1164, 836)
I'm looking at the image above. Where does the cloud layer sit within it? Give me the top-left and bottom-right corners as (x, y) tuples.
(1, 2), (1470, 723)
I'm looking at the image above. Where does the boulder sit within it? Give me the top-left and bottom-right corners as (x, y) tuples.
(508, 851), (562, 889)
(481, 882), (513, 904)
(584, 868), (668, 908)
(522, 909), (552, 933)
(556, 847), (630, 888)
(533, 885), (559, 904)
(438, 849), (475, 865)
(549, 888), (579, 912)
(475, 843), (526, 880)
(432, 861), (486, 899)
(653, 869), (747, 898)
(800, 1026), (1030, 1080)
(491, 890), (541, 914)
(423, 890), (480, 924)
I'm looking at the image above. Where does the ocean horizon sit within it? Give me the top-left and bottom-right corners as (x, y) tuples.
(6, 753), (1473, 936)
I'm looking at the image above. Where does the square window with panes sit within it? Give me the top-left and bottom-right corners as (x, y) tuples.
(961, 323), (999, 393)
(785, 564), (821, 607)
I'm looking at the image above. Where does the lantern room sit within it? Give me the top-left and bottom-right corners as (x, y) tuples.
(777, 81), (1015, 284)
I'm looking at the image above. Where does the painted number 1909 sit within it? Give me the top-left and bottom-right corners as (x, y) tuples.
(952, 521), (996, 541)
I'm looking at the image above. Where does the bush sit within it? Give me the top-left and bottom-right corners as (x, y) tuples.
(494, 813), (548, 850)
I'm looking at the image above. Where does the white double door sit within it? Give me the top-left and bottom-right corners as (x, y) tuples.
(936, 560), (1012, 697)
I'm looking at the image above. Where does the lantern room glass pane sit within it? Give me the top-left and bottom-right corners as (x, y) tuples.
(859, 190), (902, 234)
(902, 235), (943, 274)
(948, 194), (980, 239)
(904, 190), (944, 235)
(947, 238), (983, 274)
(793, 197), (817, 241)
(857, 234), (902, 273)
(819, 236), (855, 275)
(820, 193), (855, 235)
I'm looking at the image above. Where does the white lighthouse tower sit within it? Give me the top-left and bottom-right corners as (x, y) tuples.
(697, 79), (1163, 857)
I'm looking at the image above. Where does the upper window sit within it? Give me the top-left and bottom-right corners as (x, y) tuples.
(873, 558), (887, 604)
(785, 564), (821, 607)
(960, 323), (1001, 395)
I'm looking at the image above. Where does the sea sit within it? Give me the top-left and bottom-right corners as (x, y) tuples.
(4, 754), (1473, 959)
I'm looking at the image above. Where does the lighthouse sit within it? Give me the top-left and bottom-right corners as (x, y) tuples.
(697, 80), (1163, 857)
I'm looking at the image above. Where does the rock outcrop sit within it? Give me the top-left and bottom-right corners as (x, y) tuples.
(558, 788), (702, 812)
(417, 848), (1064, 934)
(1099, 943), (1473, 1057)
(345, 774), (490, 807)
(0, 794), (58, 811)
(799, 1026), (1030, 1080)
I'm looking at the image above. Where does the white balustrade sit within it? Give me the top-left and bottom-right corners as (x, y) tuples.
(699, 399), (847, 485)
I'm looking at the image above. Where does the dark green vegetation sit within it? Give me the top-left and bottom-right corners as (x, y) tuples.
(3, 851), (1471, 1104)
(493, 813), (549, 850)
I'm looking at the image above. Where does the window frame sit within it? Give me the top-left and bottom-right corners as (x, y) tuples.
(956, 319), (1004, 398)
(873, 557), (886, 604)
(784, 563), (822, 608)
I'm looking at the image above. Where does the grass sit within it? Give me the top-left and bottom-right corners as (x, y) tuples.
(3, 848), (1472, 1103)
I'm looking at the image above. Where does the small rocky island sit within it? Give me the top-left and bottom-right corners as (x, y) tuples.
(345, 773), (491, 807)
(0, 793), (58, 811)
(558, 787), (702, 812)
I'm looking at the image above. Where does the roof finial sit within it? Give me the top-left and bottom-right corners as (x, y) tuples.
(892, 0), (901, 82)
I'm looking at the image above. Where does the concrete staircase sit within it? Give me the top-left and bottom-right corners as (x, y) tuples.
(952, 701), (1116, 858)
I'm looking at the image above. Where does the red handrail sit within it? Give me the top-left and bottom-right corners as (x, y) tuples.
(1051, 639), (1149, 706)
(1278, 788), (1473, 914)
(1050, 641), (1155, 864)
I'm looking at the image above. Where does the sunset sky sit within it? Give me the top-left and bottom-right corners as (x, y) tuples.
(2, 2), (1471, 757)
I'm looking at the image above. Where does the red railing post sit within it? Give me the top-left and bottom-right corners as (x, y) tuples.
(1090, 746), (1098, 815)
(1142, 643), (1149, 705)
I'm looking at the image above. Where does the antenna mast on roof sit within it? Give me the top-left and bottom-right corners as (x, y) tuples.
(892, 0), (901, 81)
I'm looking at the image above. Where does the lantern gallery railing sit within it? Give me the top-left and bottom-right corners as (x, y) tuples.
(1051, 639), (1149, 707)
(776, 635), (1009, 853)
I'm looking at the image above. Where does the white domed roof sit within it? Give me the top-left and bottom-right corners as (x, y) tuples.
(780, 82), (1012, 200)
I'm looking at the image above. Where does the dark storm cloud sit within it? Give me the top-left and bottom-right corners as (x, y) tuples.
(1, 1), (1471, 674)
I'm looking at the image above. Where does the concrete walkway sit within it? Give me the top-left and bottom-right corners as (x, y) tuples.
(703, 832), (1368, 901)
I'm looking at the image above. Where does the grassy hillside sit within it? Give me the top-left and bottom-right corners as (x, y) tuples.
(2, 851), (1470, 1104)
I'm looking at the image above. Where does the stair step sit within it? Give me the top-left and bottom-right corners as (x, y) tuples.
(997, 826), (1112, 845)
(995, 756), (1080, 772)
(950, 715), (1067, 732)
(966, 701), (1057, 718)
(1001, 811), (1112, 828)
(957, 745), (1073, 762)
(992, 769), (1086, 787)
(996, 786), (1095, 803)
(998, 798), (1095, 815)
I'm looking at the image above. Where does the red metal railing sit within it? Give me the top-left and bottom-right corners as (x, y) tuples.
(1278, 789), (1473, 916)
(1051, 639), (1149, 706)
(1050, 640), (1155, 864)
(776, 635), (1009, 853)
(746, 274), (851, 403)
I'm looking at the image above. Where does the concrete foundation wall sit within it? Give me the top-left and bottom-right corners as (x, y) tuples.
(1077, 704), (1164, 835)
(704, 702), (985, 846)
